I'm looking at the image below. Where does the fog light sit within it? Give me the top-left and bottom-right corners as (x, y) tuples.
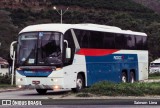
(18, 85), (22, 88)
(53, 85), (59, 89)
(17, 78), (23, 82)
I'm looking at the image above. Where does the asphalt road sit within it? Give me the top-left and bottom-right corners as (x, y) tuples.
(1, 105), (160, 108)
(0, 89), (160, 107)
(0, 89), (70, 99)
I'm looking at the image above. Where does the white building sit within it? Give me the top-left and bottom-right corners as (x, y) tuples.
(0, 57), (9, 75)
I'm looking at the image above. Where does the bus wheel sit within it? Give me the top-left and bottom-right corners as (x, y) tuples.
(72, 74), (84, 92)
(130, 72), (135, 83)
(36, 89), (47, 95)
(122, 72), (127, 83)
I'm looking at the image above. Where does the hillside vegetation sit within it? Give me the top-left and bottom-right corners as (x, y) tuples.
(0, 10), (18, 58)
(0, 0), (160, 61)
(133, 0), (160, 14)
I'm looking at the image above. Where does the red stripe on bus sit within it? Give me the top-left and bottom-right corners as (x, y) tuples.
(76, 48), (119, 56)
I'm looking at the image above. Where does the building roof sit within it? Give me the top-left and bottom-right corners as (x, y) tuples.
(0, 57), (8, 65)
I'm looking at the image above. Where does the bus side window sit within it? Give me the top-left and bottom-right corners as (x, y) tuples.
(90, 31), (103, 49)
(135, 35), (146, 50)
(125, 35), (136, 50)
(81, 31), (89, 48)
(74, 29), (89, 48)
(115, 33), (134, 49)
(103, 32), (115, 49)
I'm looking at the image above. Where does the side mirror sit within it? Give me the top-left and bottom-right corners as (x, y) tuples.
(64, 40), (71, 59)
(66, 48), (71, 59)
(10, 41), (17, 60)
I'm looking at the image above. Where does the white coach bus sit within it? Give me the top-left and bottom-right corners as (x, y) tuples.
(10, 23), (148, 94)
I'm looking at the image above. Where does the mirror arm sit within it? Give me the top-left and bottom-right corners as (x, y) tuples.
(64, 40), (68, 48)
(64, 40), (71, 59)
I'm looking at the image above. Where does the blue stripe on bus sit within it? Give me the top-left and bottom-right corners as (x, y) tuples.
(17, 70), (52, 77)
(85, 54), (139, 86)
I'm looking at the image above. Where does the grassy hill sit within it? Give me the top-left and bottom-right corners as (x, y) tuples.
(0, 0), (160, 61)
(132, 0), (160, 14)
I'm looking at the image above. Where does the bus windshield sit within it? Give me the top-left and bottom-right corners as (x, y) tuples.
(17, 32), (62, 66)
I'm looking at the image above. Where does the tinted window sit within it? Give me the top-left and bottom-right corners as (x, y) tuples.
(74, 29), (89, 48)
(115, 34), (126, 49)
(90, 31), (104, 49)
(103, 32), (115, 49)
(135, 35), (147, 50)
(125, 34), (136, 49)
(74, 29), (147, 50)
(115, 34), (147, 50)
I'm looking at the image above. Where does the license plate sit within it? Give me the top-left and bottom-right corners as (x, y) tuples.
(32, 81), (40, 85)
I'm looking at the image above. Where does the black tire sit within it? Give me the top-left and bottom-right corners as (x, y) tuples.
(72, 74), (84, 93)
(121, 72), (127, 83)
(130, 72), (135, 83)
(36, 89), (47, 95)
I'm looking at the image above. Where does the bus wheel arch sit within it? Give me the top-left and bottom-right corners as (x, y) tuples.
(130, 69), (136, 83)
(72, 72), (85, 92)
(121, 70), (128, 83)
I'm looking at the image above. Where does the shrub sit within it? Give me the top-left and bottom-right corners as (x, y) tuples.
(82, 81), (160, 96)
(0, 73), (11, 84)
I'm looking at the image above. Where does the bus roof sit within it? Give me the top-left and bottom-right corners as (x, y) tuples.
(19, 23), (147, 36)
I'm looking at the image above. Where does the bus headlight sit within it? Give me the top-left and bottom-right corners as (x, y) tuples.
(56, 68), (62, 71)
(53, 85), (60, 90)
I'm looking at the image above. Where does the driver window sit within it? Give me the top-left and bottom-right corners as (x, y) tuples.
(63, 30), (75, 65)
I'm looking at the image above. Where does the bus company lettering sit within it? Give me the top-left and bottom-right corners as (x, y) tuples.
(113, 56), (124, 60)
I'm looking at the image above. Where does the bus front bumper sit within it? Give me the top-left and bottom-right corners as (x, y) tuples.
(16, 77), (64, 90)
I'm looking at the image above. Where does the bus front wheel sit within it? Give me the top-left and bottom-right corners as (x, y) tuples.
(72, 74), (84, 92)
(36, 89), (47, 95)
